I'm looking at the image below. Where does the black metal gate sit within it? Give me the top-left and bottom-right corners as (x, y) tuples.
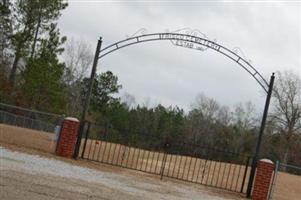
(80, 121), (252, 194)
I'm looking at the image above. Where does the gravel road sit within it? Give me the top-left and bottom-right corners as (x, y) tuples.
(0, 146), (243, 200)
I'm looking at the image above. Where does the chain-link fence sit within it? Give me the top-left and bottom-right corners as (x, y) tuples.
(269, 162), (301, 200)
(0, 103), (64, 133)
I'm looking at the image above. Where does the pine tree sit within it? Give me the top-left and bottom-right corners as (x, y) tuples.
(8, 0), (67, 86)
(22, 23), (66, 113)
(0, 0), (12, 75)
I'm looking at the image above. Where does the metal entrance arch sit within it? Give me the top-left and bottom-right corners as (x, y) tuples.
(74, 30), (275, 197)
(100, 32), (269, 92)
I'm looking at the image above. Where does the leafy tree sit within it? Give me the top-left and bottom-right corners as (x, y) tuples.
(9, 0), (40, 85)
(0, 0), (13, 103)
(29, 0), (67, 58)
(22, 23), (66, 113)
(82, 71), (122, 114)
(8, 0), (67, 86)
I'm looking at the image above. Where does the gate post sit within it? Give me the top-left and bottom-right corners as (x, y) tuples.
(73, 37), (102, 159)
(247, 73), (275, 197)
(252, 159), (274, 200)
(56, 117), (80, 158)
(81, 121), (91, 158)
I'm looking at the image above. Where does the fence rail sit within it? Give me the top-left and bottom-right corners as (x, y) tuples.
(278, 163), (301, 174)
(0, 103), (64, 133)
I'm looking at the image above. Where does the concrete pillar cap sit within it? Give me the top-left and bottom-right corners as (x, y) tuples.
(259, 158), (274, 164)
(65, 117), (79, 122)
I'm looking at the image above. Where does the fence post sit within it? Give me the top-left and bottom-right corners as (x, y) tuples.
(268, 161), (279, 200)
(160, 140), (170, 180)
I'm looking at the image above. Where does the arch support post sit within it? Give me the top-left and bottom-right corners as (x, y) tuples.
(73, 37), (102, 158)
(246, 73), (275, 197)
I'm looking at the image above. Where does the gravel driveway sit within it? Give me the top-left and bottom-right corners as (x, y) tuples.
(0, 146), (243, 200)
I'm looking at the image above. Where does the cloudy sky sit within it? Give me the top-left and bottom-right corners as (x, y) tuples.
(58, 1), (301, 112)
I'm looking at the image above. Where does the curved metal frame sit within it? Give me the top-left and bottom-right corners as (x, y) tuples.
(99, 33), (269, 93)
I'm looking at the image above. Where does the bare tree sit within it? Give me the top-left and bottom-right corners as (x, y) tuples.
(63, 38), (93, 84)
(271, 70), (301, 164)
(229, 102), (257, 153)
(188, 93), (221, 144)
(63, 38), (93, 116)
(217, 105), (232, 126)
(232, 101), (256, 131)
(121, 92), (136, 109)
(190, 93), (220, 121)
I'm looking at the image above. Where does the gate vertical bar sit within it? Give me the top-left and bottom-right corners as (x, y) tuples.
(246, 73), (275, 197)
(241, 156), (251, 193)
(73, 37), (102, 158)
(160, 152), (167, 180)
(160, 140), (169, 180)
(81, 121), (91, 158)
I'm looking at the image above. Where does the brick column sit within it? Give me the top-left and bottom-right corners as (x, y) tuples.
(56, 117), (80, 158)
(252, 159), (275, 200)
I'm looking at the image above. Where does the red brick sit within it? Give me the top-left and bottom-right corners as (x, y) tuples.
(56, 117), (80, 158)
(252, 159), (274, 200)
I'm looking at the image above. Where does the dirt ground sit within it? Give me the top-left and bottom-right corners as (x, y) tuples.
(272, 171), (301, 200)
(0, 124), (56, 153)
(0, 143), (245, 200)
(1, 124), (300, 200)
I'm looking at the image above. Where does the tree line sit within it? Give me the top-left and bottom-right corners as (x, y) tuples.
(0, 0), (300, 168)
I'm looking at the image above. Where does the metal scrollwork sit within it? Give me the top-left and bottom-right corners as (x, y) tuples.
(173, 28), (208, 38)
(232, 47), (252, 64)
(126, 28), (148, 38)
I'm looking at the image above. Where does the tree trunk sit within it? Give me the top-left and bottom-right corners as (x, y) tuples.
(9, 53), (20, 86)
(282, 145), (289, 172)
(30, 11), (41, 58)
(9, 24), (31, 86)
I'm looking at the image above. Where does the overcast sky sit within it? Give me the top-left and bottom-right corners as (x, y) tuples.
(58, 1), (301, 112)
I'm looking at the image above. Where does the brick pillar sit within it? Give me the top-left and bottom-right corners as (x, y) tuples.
(252, 159), (275, 200)
(56, 117), (80, 158)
